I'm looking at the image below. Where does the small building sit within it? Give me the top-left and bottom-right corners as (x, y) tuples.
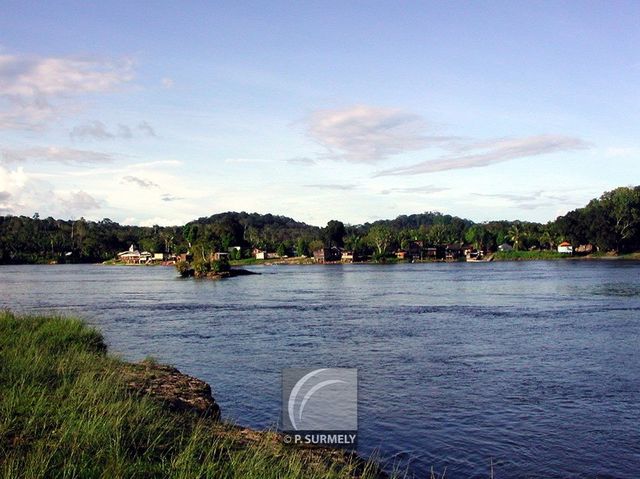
(445, 244), (462, 260)
(117, 244), (141, 264)
(313, 247), (342, 263)
(178, 253), (193, 262)
(213, 252), (230, 261)
(575, 243), (594, 254)
(426, 247), (440, 259)
(498, 243), (513, 252)
(464, 246), (483, 260)
(407, 240), (424, 260)
(253, 248), (267, 260)
(341, 250), (355, 263)
(557, 241), (573, 254)
(395, 249), (407, 260)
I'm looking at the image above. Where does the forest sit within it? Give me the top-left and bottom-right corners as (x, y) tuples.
(1, 186), (639, 264)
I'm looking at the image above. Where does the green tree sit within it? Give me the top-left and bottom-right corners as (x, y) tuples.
(323, 220), (346, 248)
(599, 186), (640, 251)
(508, 223), (523, 251)
(427, 224), (444, 245)
(308, 239), (324, 253)
(464, 225), (489, 250)
(295, 237), (309, 257)
(367, 225), (393, 255)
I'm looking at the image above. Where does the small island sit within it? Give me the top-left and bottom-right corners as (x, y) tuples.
(174, 252), (259, 279)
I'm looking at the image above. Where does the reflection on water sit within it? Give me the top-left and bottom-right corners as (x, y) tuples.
(1, 261), (639, 478)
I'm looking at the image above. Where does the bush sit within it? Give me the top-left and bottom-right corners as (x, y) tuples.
(175, 260), (192, 277)
(192, 258), (211, 275)
(210, 258), (230, 273)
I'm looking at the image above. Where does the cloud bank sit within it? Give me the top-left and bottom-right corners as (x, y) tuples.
(122, 176), (159, 189)
(70, 121), (156, 140)
(380, 185), (449, 195)
(1, 146), (115, 165)
(304, 183), (357, 191)
(375, 135), (590, 176)
(307, 105), (455, 163)
(0, 52), (134, 129)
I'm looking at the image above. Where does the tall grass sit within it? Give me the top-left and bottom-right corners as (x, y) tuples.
(493, 250), (567, 261)
(0, 311), (383, 478)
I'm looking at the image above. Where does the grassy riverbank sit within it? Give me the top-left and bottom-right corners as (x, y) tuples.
(0, 311), (383, 478)
(493, 250), (640, 261)
(493, 250), (567, 261)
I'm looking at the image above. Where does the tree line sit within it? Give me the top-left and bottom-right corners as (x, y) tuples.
(1, 186), (638, 264)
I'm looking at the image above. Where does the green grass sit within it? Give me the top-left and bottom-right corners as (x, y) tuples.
(229, 257), (271, 266)
(0, 311), (383, 479)
(229, 257), (315, 266)
(493, 250), (568, 261)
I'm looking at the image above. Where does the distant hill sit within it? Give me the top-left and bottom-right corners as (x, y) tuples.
(1, 186), (639, 263)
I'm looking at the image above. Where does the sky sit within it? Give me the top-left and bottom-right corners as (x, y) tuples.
(0, 1), (639, 227)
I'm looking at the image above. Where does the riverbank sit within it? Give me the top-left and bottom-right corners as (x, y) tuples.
(493, 250), (640, 261)
(228, 251), (640, 266)
(0, 311), (385, 478)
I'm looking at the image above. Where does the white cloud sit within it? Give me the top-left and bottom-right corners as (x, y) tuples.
(137, 121), (156, 137)
(0, 190), (11, 214)
(304, 183), (357, 191)
(224, 158), (272, 164)
(70, 120), (156, 140)
(60, 191), (101, 213)
(286, 157), (316, 166)
(122, 175), (159, 189)
(306, 105), (454, 163)
(1, 146), (114, 165)
(0, 164), (102, 217)
(380, 185), (449, 195)
(375, 135), (591, 176)
(160, 193), (184, 202)
(161, 77), (174, 89)
(0, 52), (134, 129)
(70, 121), (114, 140)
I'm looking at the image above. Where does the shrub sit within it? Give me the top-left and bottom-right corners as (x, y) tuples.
(211, 256), (230, 273)
(175, 260), (192, 277)
(192, 258), (211, 276)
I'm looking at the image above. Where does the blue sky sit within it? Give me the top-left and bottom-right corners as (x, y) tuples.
(1, 1), (638, 226)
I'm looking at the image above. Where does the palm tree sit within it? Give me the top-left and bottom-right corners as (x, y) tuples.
(539, 230), (553, 250)
(508, 223), (523, 251)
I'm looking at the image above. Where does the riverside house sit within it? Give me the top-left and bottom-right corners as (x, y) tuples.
(341, 250), (355, 263)
(117, 245), (153, 264)
(445, 244), (462, 260)
(498, 243), (513, 252)
(426, 247), (439, 259)
(557, 241), (574, 254)
(313, 247), (342, 263)
(407, 240), (424, 260)
(252, 248), (267, 260)
(117, 245), (141, 264)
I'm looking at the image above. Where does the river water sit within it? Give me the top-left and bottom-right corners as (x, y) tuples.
(1, 261), (639, 478)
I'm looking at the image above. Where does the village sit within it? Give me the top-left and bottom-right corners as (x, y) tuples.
(113, 240), (581, 265)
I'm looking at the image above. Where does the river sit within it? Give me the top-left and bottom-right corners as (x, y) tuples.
(1, 261), (639, 478)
